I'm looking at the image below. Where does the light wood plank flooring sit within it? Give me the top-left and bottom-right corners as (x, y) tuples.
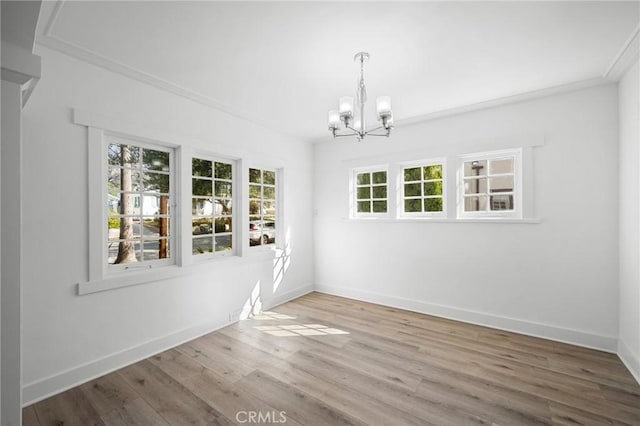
(24, 292), (640, 425)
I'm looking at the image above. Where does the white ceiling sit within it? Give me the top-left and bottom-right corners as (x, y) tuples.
(37, 1), (639, 141)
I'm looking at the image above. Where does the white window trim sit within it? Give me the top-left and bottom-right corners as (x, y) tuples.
(88, 127), (182, 283)
(189, 152), (237, 260)
(351, 165), (390, 218)
(457, 148), (523, 219)
(398, 158), (447, 218)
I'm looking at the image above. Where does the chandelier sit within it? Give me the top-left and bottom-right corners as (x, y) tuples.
(327, 52), (394, 140)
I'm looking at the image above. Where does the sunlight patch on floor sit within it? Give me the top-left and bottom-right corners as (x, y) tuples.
(253, 322), (349, 337)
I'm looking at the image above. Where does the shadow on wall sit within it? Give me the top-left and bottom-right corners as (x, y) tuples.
(240, 227), (292, 320)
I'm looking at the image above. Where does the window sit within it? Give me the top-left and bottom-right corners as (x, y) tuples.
(249, 168), (277, 246)
(354, 168), (388, 215)
(192, 157), (234, 255)
(107, 138), (174, 268)
(401, 161), (445, 216)
(459, 150), (520, 218)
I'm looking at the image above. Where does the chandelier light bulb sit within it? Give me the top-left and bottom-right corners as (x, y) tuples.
(376, 96), (392, 118)
(328, 110), (340, 130)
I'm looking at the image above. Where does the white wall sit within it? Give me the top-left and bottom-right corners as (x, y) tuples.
(20, 46), (314, 404)
(314, 84), (620, 351)
(618, 59), (640, 382)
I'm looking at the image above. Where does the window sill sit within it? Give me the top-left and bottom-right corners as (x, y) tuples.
(345, 217), (542, 224)
(77, 250), (276, 296)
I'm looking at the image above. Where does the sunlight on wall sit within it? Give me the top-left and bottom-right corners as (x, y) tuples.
(240, 280), (263, 320)
(272, 227), (292, 294)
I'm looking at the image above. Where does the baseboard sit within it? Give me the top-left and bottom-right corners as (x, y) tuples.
(618, 338), (640, 384)
(264, 283), (314, 311)
(22, 283), (314, 406)
(315, 284), (618, 353)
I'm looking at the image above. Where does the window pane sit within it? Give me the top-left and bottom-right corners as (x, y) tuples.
(193, 236), (213, 255)
(141, 195), (168, 216)
(249, 168), (262, 183)
(108, 240), (141, 264)
(357, 187), (371, 200)
(263, 170), (276, 185)
(403, 167), (421, 182)
(143, 149), (169, 172)
(404, 199), (421, 213)
(263, 186), (276, 200)
(404, 183), (421, 197)
(192, 158), (212, 177)
(215, 217), (232, 233)
(249, 184), (261, 198)
(215, 181), (232, 198)
(192, 178), (212, 196)
(357, 173), (370, 185)
(464, 160), (487, 177)
(490, 158), (514, 174)
(110, 168), (142, 193)
(249, 200), (261, 215)
(424, 181), (442, 196)
(424, 198), (443, 212)
(372, 200), (387, 213)
(464, 195), (488, 212)
(215, 199), (232, 215)
(372, 171), (387, 184)
(424, 165), (443, 180)
(215, 162), (232, 180)
(215, 235), (233, 252)
(108, 144), (139, 167)
(372, 185), (387, 199)
(143, 173), (170, 193)
(262, 201), (276, 216)
(192, 218), (213, 235)
(143, 217), (169, 238)
(143, 239), (170, 261)
(192, 198), (212, 216)
(489, 176), (514, 193)
(464, 178), (487, 194)
(490, 195), (513, 211)
(357, 201), (370, 213)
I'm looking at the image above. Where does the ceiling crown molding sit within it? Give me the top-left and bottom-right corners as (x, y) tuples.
(604, 23), (639, 81)
(35, 1), (295, 140)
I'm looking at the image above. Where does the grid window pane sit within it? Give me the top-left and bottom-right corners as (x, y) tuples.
(357, 173), (370, 185)
(424, 165), (443, 180)
(464, 178), (487, 195)
(249, 168), (277, 246)
(424, 198), (443, 212)
(404, 167), (421, 182)
(489, 176), (514, 193)
(357, 187), (371, 200)
(193, 157), (234, 255)
(402, 162), (444, 215)
(372, 171), (387, 184)
(490, 158), (514, 174)
(192, 158), (212, 177)
(464, 195), (488, 212)
(192, 236), (213, 254)
(215, 162), (232, 180)
(107, 140), (173, 267)
(372, 200), (387, 213)
(405, 199), (421, 212)
(372, 186), (387, 199)
(357, 201), (370, 213)
(464, 160), (487, 177)
(424, 181), (442, 196)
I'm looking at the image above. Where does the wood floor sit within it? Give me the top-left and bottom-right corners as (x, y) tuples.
(24, 292), (640, 425)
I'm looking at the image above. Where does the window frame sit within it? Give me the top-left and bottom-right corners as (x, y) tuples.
(93, 130), (179, 279)
(399, 158), (447, 218)
(190, 154), (236, 259)
(351, 165), (389, 218)
(457, 148), (522, 219)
